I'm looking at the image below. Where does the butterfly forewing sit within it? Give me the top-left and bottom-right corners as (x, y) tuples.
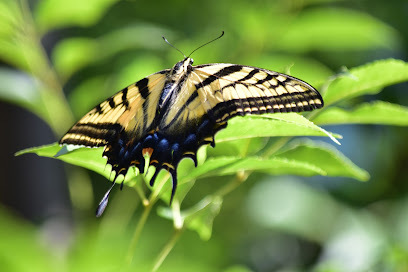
(188, 64), (323, 123)
(60, 72), (168, 147)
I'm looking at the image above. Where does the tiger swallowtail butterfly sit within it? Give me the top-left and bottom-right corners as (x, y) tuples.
(59, 32), (324, 216)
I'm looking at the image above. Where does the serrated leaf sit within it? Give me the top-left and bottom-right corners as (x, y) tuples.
(216, 113), (341, 145)
(276, 141), (369, 181)
(324, 59), (408, 106)
(314, 101), (408, 126)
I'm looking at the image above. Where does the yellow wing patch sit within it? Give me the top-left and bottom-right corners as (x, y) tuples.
(190, 64), (323, 123)
(60, 72), (167, 147)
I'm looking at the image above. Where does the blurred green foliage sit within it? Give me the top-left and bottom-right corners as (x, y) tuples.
(1, 0), (408, 271)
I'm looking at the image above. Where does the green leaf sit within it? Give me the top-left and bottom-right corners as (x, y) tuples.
(34, 0), (119, 32)
(314, 101), (408, 126)
(0, 1), (22, 38)
(180, 156), (327, 184)
(158, 196), (223, 240)
(275, 8), (400, 52)
(0, 40), (31, 71)
(217, 157), (328, 176)
(0, 208), (54, 272)
(52, 38), (98, 81)
(183, 196), (223, 240)
(323, 59), (408, 106)
(0, 69), (41, 113)
(52, 24), (169, 80)
(16, 143), (117, 181)
(276, 140), (369, 181)
(0, 1), (28, 70)
(179, 156), (245, 183)
(0, 69), (74, 135)
(17, 112), (341, 186)
(216, 113), (341, 145)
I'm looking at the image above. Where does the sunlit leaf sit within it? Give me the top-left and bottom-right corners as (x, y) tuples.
(314, 101), (408, 126)
(179, 156), (327, 185)
(276, 140), (369, 181)
(16, 143), (115, 180)
(0, 40), (30, 71)
(217, 113), (341, 145)
(0, 1), (22, 38)
(323, 59), (408, 106)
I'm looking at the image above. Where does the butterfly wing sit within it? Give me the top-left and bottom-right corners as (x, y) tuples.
(159, 63), (323, 148)
(156, 63), (324, 185)
(189, 63), (323, 123)
(60, 71), (169, 175)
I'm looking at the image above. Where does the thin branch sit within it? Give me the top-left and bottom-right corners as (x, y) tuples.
(123, 172), (170, 268)
(152, 228), (183, 272)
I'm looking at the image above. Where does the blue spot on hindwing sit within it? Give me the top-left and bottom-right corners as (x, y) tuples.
(99, 115), (228, 216)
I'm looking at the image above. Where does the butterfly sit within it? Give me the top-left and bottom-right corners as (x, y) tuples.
(59, 32), (324, 216)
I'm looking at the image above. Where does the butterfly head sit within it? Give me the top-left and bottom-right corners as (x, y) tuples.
(171, 57), (194, 76)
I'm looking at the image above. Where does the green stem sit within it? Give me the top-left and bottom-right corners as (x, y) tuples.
(134, 182), (149, 206)
(215, 171), (250, 197)
(262, 136), (290, 158)
(17, 0), (74, 135)
(152, 228), (183, 272)
(124, 172), (170, 268)
(124, 199), (153, 267)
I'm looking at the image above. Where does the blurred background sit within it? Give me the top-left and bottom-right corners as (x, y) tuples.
(1, 0), (408, 271)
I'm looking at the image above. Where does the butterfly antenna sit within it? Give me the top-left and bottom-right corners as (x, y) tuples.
(162, 36), (186, 58)
(188, 31), (224, 58)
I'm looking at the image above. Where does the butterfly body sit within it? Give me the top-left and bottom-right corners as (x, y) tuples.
(60, 57), (323, 215)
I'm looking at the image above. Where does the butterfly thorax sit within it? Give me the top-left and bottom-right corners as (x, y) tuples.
(159, 58), (194, 109)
